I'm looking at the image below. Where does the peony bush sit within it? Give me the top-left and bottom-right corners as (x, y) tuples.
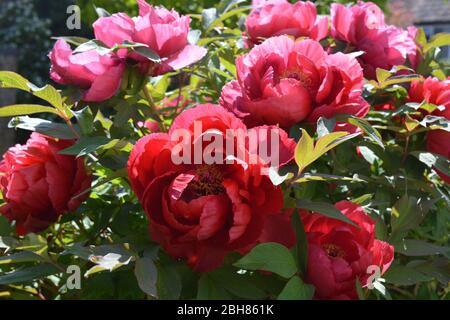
(0, 0), (449, 300)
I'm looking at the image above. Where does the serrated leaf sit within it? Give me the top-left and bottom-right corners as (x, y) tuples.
(234, 243), (297, 278)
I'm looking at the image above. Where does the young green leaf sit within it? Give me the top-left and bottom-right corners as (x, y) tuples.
(234, 243), (298, 279)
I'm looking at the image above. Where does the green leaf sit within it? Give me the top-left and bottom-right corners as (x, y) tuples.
(132, 46), (161, 63)
(197, 274), (232, 299)
(0, 71), (30, 91)
(339, 115), (384, 149)
(59, 136), (112, 157)
(295, 173), (365, 184)
(73, 40), (110, 55)
(94, 5), (111, 18)
(52, 36), (90, 46)
(355, 279), (366, 300)
(209, 268), (266, 299)
(407, 258), (450, 285)
(134, 257), (158, 297)
(297, 200), (357, 227)
(390, 196), (431, 242)
(157, 263), (181, 300)
(0, 104), (59, 117)
(376, 68), (392, 84)
(74, 106), (94, 135)
(202, 8), (218, 30)
(291, 211), (308, 275)
(396, 239), (450, 258)
(277, 276), (314, 300)
(0, 216), (12, 236)
(234, 243), (298, 278)
(0, 264), (60, 285)
(424, 33), (450, 52)
(384, 264), (432, 286)
(0, 251), (44, 265)
(8, 116), (77, 139)
(27, 83), (63, 110)
(316, 117), (336, 138)
(295, 129), (358, 173)
(0, 72), (66, 111)
(411, 151), (450, 176)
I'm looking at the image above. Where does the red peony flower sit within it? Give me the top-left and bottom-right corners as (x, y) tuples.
(427, 130), (450, 184)
(408, 77), (450, 119)
(220, 36), (369, 131)
(245, 0), (328, 47)
(0, 133), (92, 235)
(408, 77), (450, 184)
(93, 0), (206, 76)
(127, 104), (295, 272)
(331, 2), (417, 79)
(301, 201), (394, 300)
(48, 40), (125, 102)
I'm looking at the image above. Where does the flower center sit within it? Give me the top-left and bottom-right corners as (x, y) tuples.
(187, 165), (225, 198)
(322, 243), (345, 258)
(282, 68), (312, 89)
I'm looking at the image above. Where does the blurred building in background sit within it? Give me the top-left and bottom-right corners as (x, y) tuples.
(389, 0), (450, 60)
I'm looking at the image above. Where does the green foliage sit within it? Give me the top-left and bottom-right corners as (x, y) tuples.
(0, 0), (448, 302)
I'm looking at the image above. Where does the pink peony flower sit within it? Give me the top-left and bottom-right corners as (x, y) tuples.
(245, 0), (328, 46)
(331, 1), (417, 79)
(220, 36), (369, 130)
(92, 0), (207, 76)
(48, 40), (125, 102)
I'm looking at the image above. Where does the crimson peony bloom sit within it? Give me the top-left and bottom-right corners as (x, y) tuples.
(427, 130), (450, 184)
(331, 2), (416, 79)
(301, 201), (394, 300)
(220, 36), (369, 130)
(93, 0), (207, 76)
(408, 77), (450, 119)
(408, 77), (450, 184)
(48, 39), (125, 102)
(0, 133), (92, 235)
(245, 0), (328, 47)
(127, 104), (295, 272)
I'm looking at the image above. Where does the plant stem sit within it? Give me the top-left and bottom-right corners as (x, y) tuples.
(142, 85), (167, 132)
